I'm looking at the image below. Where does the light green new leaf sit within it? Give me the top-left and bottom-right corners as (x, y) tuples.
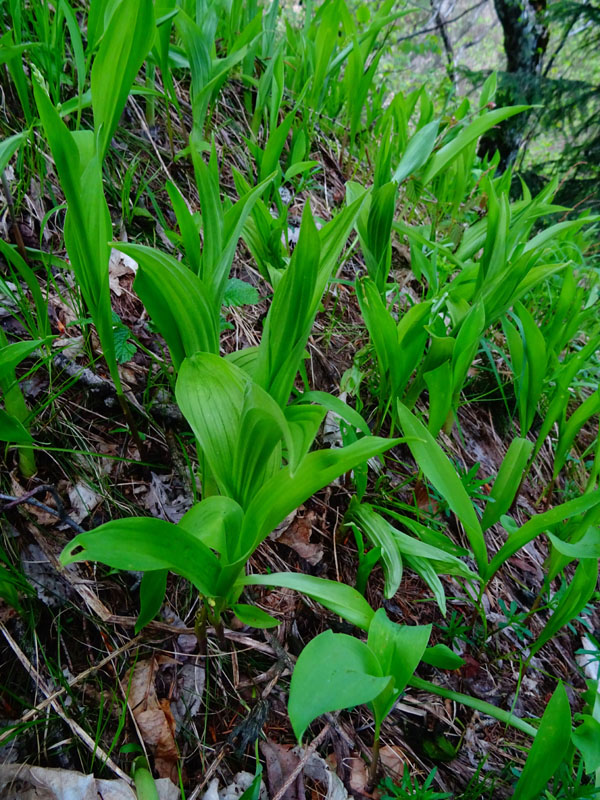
(511, 683), (571, 800)
(60, 518), (222, 597)
(92, 0), (155, 160)
(117, 243), (219, 368)
(288, 630), (390, 741)
(243, 573), (375, 631)
(422, 106), (529, 184)
(0, 409), (32, 444)
(392, 120), (439, 184)
(166, 180), (201, 274)
(0, 132), (25, 174)
(486, 491), (600, 580)
(422, 644), (465, 670)
(572, 715), (600, 773)
(480, 437), (533, 530)
(547, 526), (600, 560)
(396, 402), (487, 573)
(242, 435), (400, 554)
(531, 559), (599, 657)
(232, 604), (280, 629)
(177, 353), (290, 507)
(367, 610), (431, 727)
(137, 570), (168, 633)
(255, 204), (321, 406)
(346, 499), (403, 599)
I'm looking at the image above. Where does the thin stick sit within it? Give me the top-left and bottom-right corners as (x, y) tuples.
(0, 622), (133, 784)
(270, 723), (331, 800)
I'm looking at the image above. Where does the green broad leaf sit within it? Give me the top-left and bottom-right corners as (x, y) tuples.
(572, 714), (600, 773)
(0, 339), (43, 384)
(554, 390), (600, 480)
(405, 554), (448, 615)
(60, 518), (222, 597)
(422, 644), (465, 670)
(424, 361), (452, 437)
(295, 391), (371, 436)
(254, 203), (321, 406)
(223, 278), (260, 308)
(392, 119), (439, 184)
(531, 559), (599, 657)
(345, 499), (403, 599)
(232, 604), (280, 629)
(284, 160), (320, 181)
(511, 683), (571, 800)
(283, 404), (327, 473)
(177, 353), (290, 508)
(481, 437), (533, 530)
(486, 491), (600, 580)
(0, 409), (32, 444)
(33, 83), (119, 390)
(91, 0), (156, 160)
(451, 300), (485, 400)
(367, 609), (431, 726)
(422, 106), (529, 184)
(242, 573), (375, 631)
(288, 630), (390, 741)
(136, 570), (168, 633)
(547, 527), (600, 559)
(177, 495), (244, 563)
(242, 435), (400, 554)
(166, 180), (201, 275)
(0, 132), (25, 174)
(396, 402), (487, 574)
(117, 242), (219, 369)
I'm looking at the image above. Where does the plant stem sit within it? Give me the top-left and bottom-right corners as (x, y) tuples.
(366, 725), (381, 791)
(408, 676), (537, 737)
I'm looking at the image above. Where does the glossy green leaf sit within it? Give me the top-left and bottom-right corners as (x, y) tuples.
(136, 570), (168, 633)
(91, 0), (155, 160)
(60, 518), (222, 597)
(511, 683), (571, 800)
(242, 573), (375, 631)
(367, 610), (431, 726)
(481, 437), (533, 530)
(288, 630), (390, 741)
(396, 402), (487, 573)
(422, 106), (529, 183)
(572, 714), (600, 773)
(0, 409), (32, 444)
(232, 604), (280, 629)
(422, 644), (465, 670)
(531, 559), (599, 657)
(392, 119), (439, 184)
(242, 435), (400, 554)
(120, 243), (219, 368)
(486, 491), (600, 580)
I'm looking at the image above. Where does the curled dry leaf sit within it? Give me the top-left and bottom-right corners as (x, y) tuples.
(68, 482), (102, 524)
(127, 658), (180, 783)
(273, 510), (323, 566)
(109, 248), (138, 296)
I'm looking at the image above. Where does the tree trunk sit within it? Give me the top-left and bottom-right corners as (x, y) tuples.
(479, 0), (549, 169)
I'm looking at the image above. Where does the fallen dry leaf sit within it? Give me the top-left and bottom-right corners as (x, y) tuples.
(379, 745), (405, 782)
(68, 482), (102, 523)
(0, 764), (180, 800)
(272, 510), (323, 566)
(127, 658), (179, 783)
(260, 739), (304, 800)
(109, 249), (138, 296)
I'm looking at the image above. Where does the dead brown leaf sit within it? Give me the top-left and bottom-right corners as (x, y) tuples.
(273, 511), (323, 566)
(127, 658), (179, 784)
(260, 740), (305, 800)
